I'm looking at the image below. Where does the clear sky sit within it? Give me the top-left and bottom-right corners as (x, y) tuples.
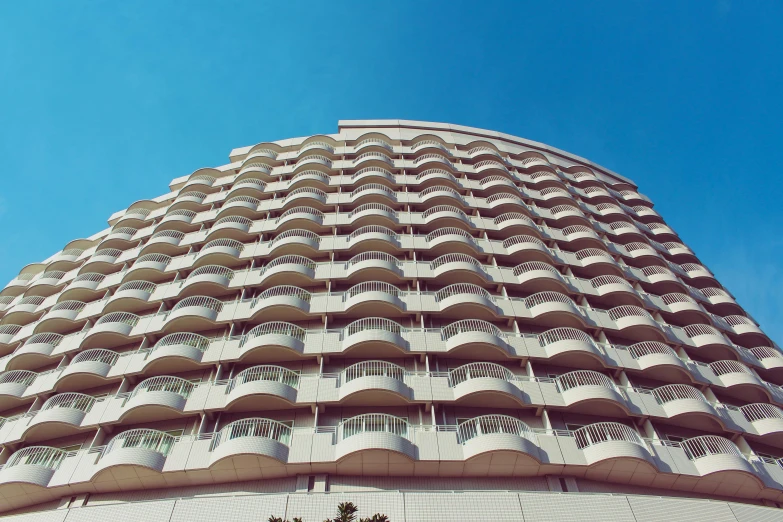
(0, 2), (780, 345)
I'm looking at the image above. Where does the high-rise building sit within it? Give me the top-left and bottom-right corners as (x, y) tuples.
(0, 120), (780, 521)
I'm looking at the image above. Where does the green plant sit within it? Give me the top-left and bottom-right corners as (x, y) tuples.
(272, 501), (389, 522)
(268, 517), (302, 522)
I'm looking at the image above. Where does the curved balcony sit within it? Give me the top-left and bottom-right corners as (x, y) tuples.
(207, 215), (253, 241)
(283, 187), (328, 210)
(651, 384), (722, 430)
(660, 293), (708, 325)
(182, 174), (217, 191)
(171, 190), (208, 211)
(123, 376), (194, 422)
(217, 196), (261, 219)
(606, 305), (664, 341)
(680, 263), (716, 284)
(353, 167), (395, 187)
(244, 145), (279, 162)
(97, 429), (175, 476)
(679, 436), (757, 481)
(3, 273), (35, 295)
(182, 265), (235, 296)
(573, 422), (653, 468)
(640, 266), (684, 294)
(299, 140), (336, 156)
(47, 248), (86, 271)
(430, 253), (486, 284)
(209, 418), (291, 467)
(240, 322), (306, 363)
(144, 332), (210, 374)
(457, 415), (540, 463)
(575, 248), (621, 277)
(104, 281), (156, 312)
(441, 319), (509, 359)
(589, 275), (640, 305)
(493, 212), (539, 236)
(425, 227), (477, 255)
(473, 160), (512, 180)
(580, 186), (613, 203)
(412, 152), (455, 172)
(345, 251), (402, 282)
(411, 139), (450, 155)
(289, 169), (330, 190)
(556, 370), (626, 414)
(275, 206), (325, 232)
(57, 349), (119, 391)
(741, 403), (783, 444)
(141, 230), (186, 256)
(250, 286), (311, 322)
(524, 291), (583, 327)
(60, 272), (106, 301)
(236, 162), (274, 183)
(0, 446), (66, 488)
(709, 360), (769, 402)
(293, 154), (333, 173)
(99, 227), (138, 249)
(626, 341), (690, 381)
(537, 187), (573, 207)
(24, 393), (96, 442)
(517, 154), (551, 170)
(344, 281), (403, 315)
(421, 205), (470, 229)
(353, 151), (394, 169)
(723, 315), (768, 345)
(699, 287), (741, 315)
(256, 255), (316, 293)
(7, 333), (63, 370)
(683, 324), (735, 360)
(349, 203), (397, 227)
(593, 202), (628, 220)
(501, 235), (551, 262)
(526, 170), (565, 190)
(546, 204), (587, 226)
(467, 145), (504, 160)
(0, 324), (22, 346)
(165, 295), (223, 332)
(538, 327), (603, 368)
(355, 137), (393, 154)
(335, 413), (415, 462)
(26, 271), (67, 297)
(269, 229), (321, 256)
(83, 312), (140, 348)
(449, 362), (524, 407)
(0, 370), (36, 409)
(749, 346), (783, 376)
(225, 365), (299, 411)
(122, 253), (172, 282)
(560, 224), (603, 250)
(606, 221), (646, 243)
(343, 318), (406, 357)
(196, 239), (246, 267)
(513, 261), (566, 292)
(350, 183), (396, 205)
(156, 209), (198, 232)
(485, 192), (529, 213)
(35, 300), (86, 333)
(418, 185), (465, 208)
(435, 283), (497, 318)
(227, 177), (268, 198)
(622, 242), (662, 267)
(338, 361), (410, 405)
(2, 295), (45, 325)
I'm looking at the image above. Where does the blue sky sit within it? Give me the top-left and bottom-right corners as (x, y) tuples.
(0, 2), (780, 345)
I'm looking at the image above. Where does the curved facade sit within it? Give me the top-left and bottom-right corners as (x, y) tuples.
(0, 119), (781, 518)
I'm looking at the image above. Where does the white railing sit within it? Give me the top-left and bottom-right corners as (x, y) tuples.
(300, 141), (335, 154)
(343, 360), (404, 384)
(15, 295), (46, 307)
(214, 215), (253, 228)
(339, 414), (409, 441)
(419, 185), (462, 198)
(131, 376), (194, 399)
(175, 191), (207, 202)
(107, 227), (137, 238)
(346, 281), (400, 299)
(441, 319), (501, 340)
(679, 435), (743, 461)
(750, 346), (783, 361)
(356, 138), (393, 151)
(457, 415), (536, 444)
(412, 139), (448, 151)
(431, 253), (482, 271)
(700, 287), (731, 299)
(607, 305), (652, 321)
(154, 332), (210, 352)
(556, 370), (617, 393)
(23, 332), (64, 348)
(149, 230), (186, 241)
(529, 171), (559, 182)
(347, 251), (401, 268)
(538, 327), (594, 348)
(233, 178), (267, 191)
(212, 418), (292, 449)
(590, 275), (631, 289)
(91, 248), (123, 260)
(595, 203), (623, 213)
(188, 265), (235, 280)
(724, 315), (756, 327)
(425, 227), (474, 243)
(123, 208), (151, 219)
(624, 242), (656, 255)
(246, 321), (306, 342)
(135, 253), (172, 266)
(261, 255), (316, 272)
(681, 263), (711, 276)
(422, 205), (467, 220)
(351, 183), (395, 199)
(435, 283), (491, 302)
(741, 403), (783, 422)
(116, 280), (157, 293)
(72, 272), (107, 284)
(240, 162), (273, 173)
(448, 362), (511, 387)
(171, 295), (224, 313)
(296, 154), (332, 166)
(346, 317), (402, 337)
(201, 238), (246, 253)
(561, 225), (595, 237)
(502, 235), (546, 249)
(486, 192), (526, 206)
(223, 195), (261, 207)
(494, 212), (535, 227)
(353, 167), (394, 180)
(271, 228), (321, 245)
(185, 174), (216, 186)
(524, 291), (575, 309)
(41, 392), (96, 413)
(550, 204), (582, 216)
(253, 285), (312, 304)
(573, 422), (644, 450)
(0, 325), (22, 337)
(652, 384), (707, 405)
(641, 265), (675, 278)
(349, 225), (399, 241)
(709, 360), (752, 377)
(661, 293), (696, 305)
(246, 148), (278, 159)
(355, 151), (393, 165)
(287, 186), (327, 202)
(105, 429), (176, 457)
(58, 248), (85, 258)
(468, 146), (501, 157)
(70, 348), (120, 366)
(350, 203), (396, 219)
(575, 248), (613, 261)
(231, 365), (300, 390)
(683, 324), (722, 338)
(5, 446), (67, 470)
(95, 312), (140, 327)
(163, 209), (197, 220)
(414, 153), (453, 169)
(415, 168), (455, 181)
(513, 261), (559, 277)
(627, 341), (677, 359)
(50, 300), (87, 313)
(36, 271), (66, 282)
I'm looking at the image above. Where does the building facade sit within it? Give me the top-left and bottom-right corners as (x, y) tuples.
(0, 120), (781, 521)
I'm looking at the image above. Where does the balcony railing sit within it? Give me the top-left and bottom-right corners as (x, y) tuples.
(339, 413), (409, 441)
(679, 435), (743, 461)
(131, 376), (194, 399)
(246, 322), (306, 343)
(343, 360), (405, 384)
(457, 415), (536, 444)
(4, 446), (67, 470)
(104, 429), (176, 457)
(212, 418), (292, 449)
(441, 319), (501, 340)
(231, 365), (300, 390)
(448, 362), (512, 387)
(572, 422), (645, 450)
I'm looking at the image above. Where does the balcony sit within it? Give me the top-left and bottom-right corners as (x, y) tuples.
(422, 205), (470, 229)
(709, 360), (769, 403)
(298, 141), (335, 156)
(182, 265), (235, 296)
(441, 319), (509, 359)
(537, 327), (603, 367)
(477, 175), (516, 196)
(269, 229), (321, 256)
(418, 185), (464, 207)
(165, 296), (224, 331)
(415, 168), (458, 189)
(425, 227), (477, 255)
(236, 163), (274, 183)
(207, 215), (254, 241)
(683, 324), (735, 361)
(430, 253), (486, 285)
(171, 190), (208, 210)
(343, 318), (406, 357)
(240, 322), (307, 363)
(344, 281), (403, 315)
(589, 275), (640, 306)
(335, 413), (415, 462)
(749, 346), (783, 375)
(26, 271), (67, 297)
(196, 239), (246, 267)
(7, 333), (63, 370)
(276, 206), (325, 232)
(353, 151), (394, 169)
(524, 291), (583, 327)
(412, 153), (455, 172)
(457, 415), (540, 464)
(284, 187), (328, 209)
(0, 324), (22, 346)
(493, 212), (539, 236)
(36, 300), (86, 333)
(723, 315), (767, 345)
(345, 251), (402, 282)
(105, 282), (156, 312)
(156, 209), (198, 232)
(182, 174), (217, 191)
(678, 435), (758, 481)
(435, 283), (497, 318)
(449, 362), (524, 407)
(0, 369), (36, 409)
(209, 418), (291, 467)
(227, 178), (268, 198)
(574, 248), (621, 277)
(338, 361), (409, 405)
(626, 341), (690, 381)
(123, 253), (172, 281)
(225, 365), (300, 410)
(349, 203), (397, 227)
(560, 225), (603, 250)
(606, 305), (664, 341)
(651, 384), (722, 430)
(473, 160), (511, 178)
(512, 262), (565, 293)
(123, 375), (195, 422)
(24, 392), (96, 442)
(572, 422), (654, 467)
(83, 312), (140, 349)
(142, 230), (186, 256)
(659, 293), (707, 325)
(144, 332), (211, 373)
(57, 349), (119, 391)
(355, 137), (393, 154)
(555, 370), (626, 415)
(250, 285), (311, 322)
(3, 295), (45, 325)
(217, 196), (261, 219)
(293, 154), (333, 172)
(486, 192), (529, 213)
(352, 167), (395, 188)
(350, 183), (396, 205)
(99, 227), (138, 249)
(60, 272), (106, 301)
(96, 428), (176, 476)
(0, 446), (66, 488)
(502, 235), (551, 262)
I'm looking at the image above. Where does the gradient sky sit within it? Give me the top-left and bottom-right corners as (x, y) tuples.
(0, 2), (780, 344)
